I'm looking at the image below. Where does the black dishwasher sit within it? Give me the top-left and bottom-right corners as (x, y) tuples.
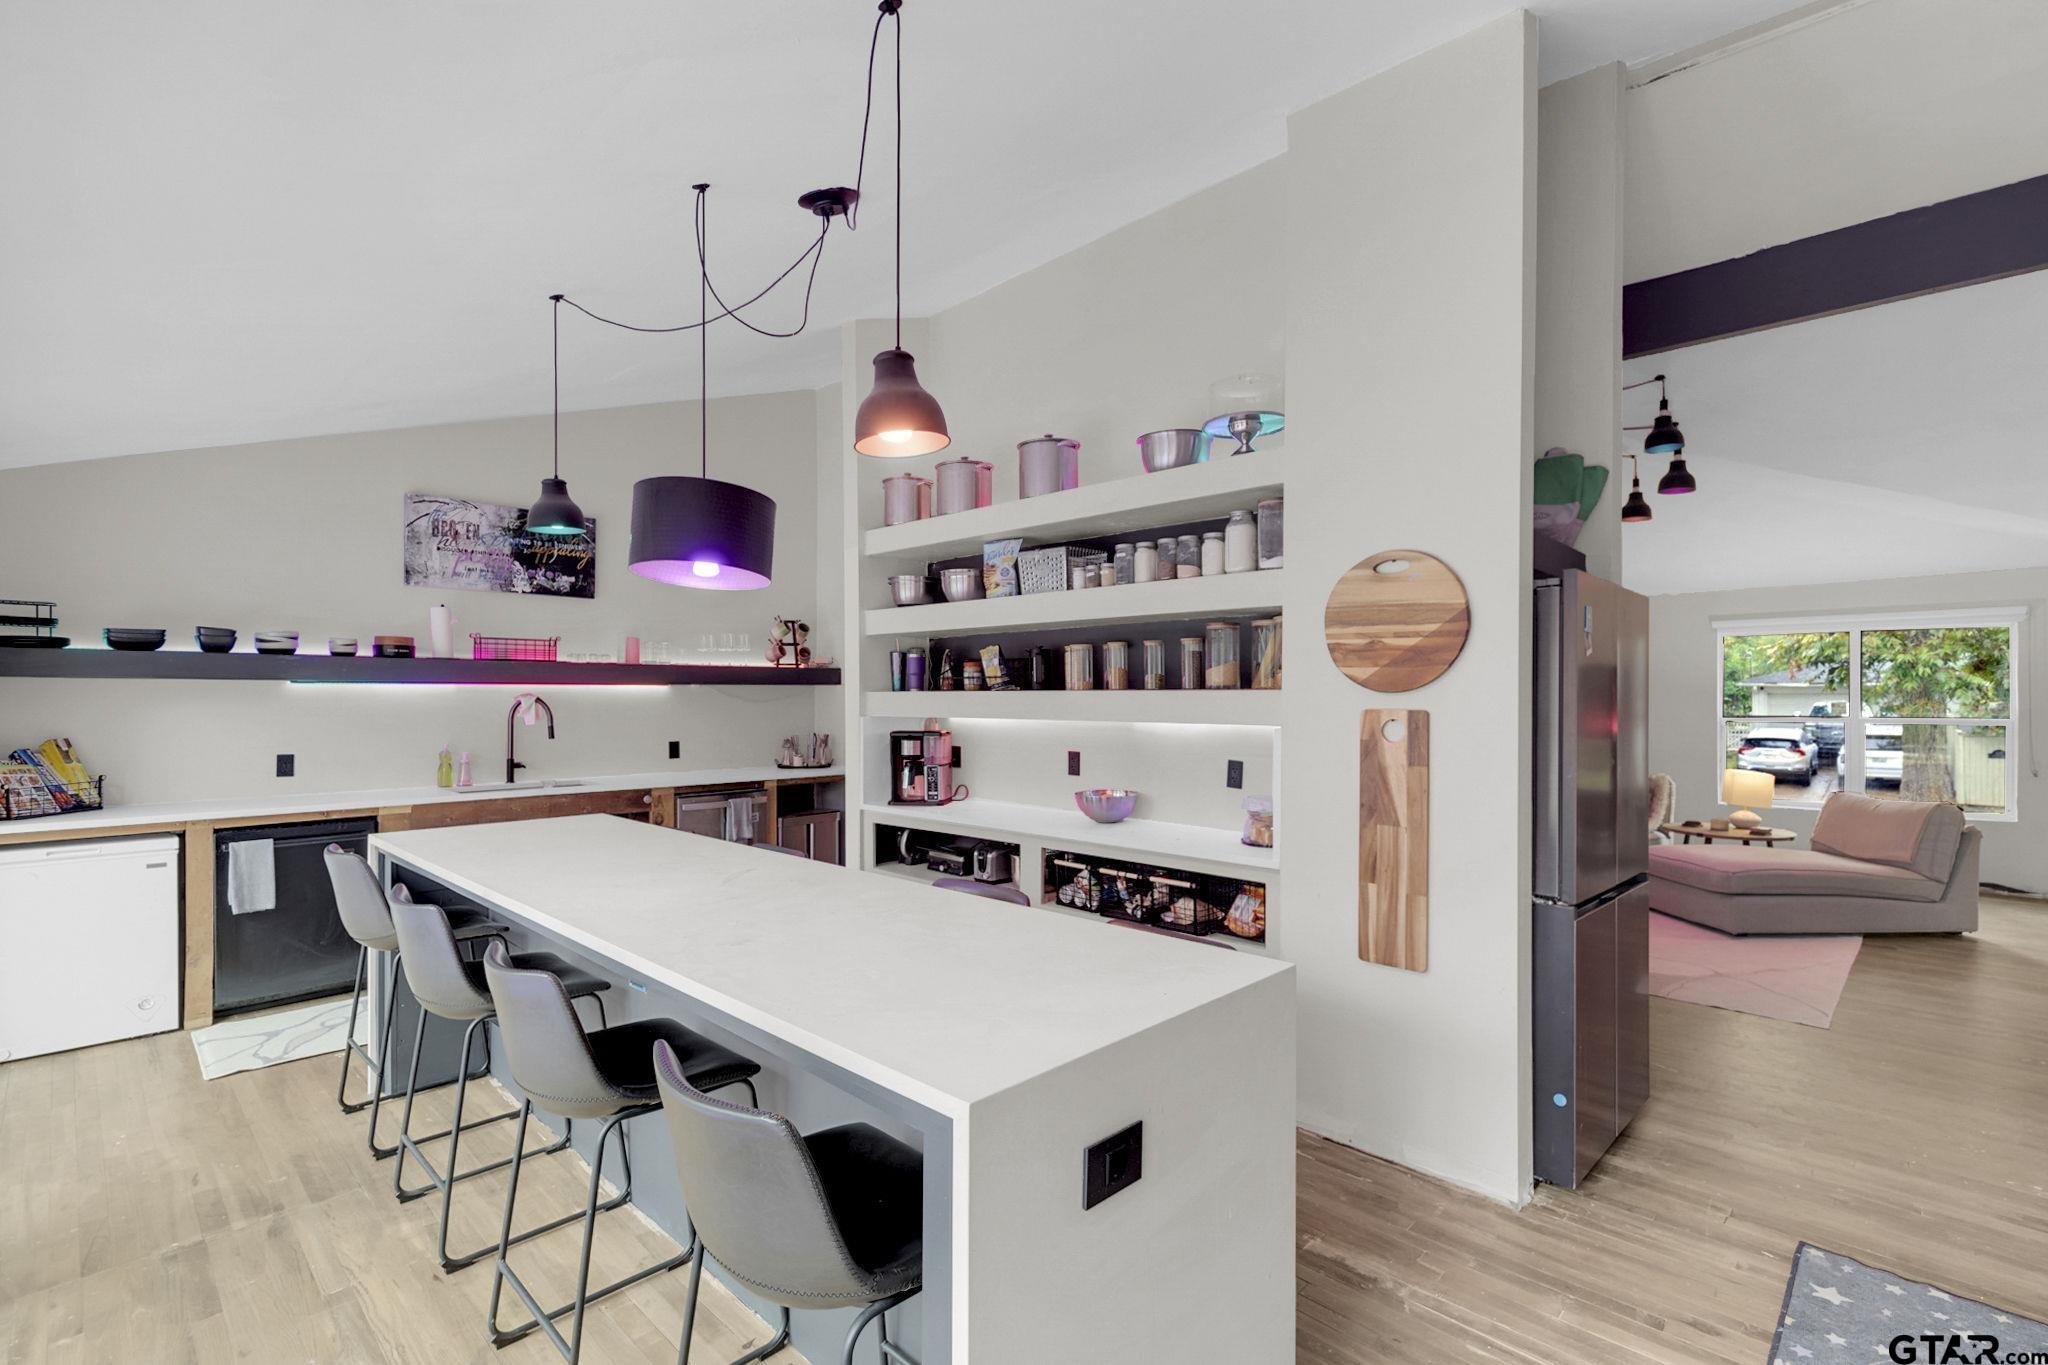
(214, 818), (377, 1016)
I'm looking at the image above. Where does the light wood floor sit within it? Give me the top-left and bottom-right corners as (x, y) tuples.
(4, 898), (2043, 1364)
(1299, 894), (2048, 1364)
(0, 1025), (799, 1364)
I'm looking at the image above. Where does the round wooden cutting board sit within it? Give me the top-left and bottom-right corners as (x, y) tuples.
(1323, 550), (1470, 692)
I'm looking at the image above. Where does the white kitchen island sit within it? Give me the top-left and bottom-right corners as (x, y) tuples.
(369, 815), (1295, 1365)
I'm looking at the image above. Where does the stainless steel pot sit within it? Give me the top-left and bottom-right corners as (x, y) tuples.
(888, 574), (932, 607)
(939, 567), (984, 601)
(1018, 435), (1080, 499)
(933, 457), (993, 516)
(882, 473), (931, 526)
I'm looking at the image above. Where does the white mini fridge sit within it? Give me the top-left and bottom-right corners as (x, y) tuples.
(0, 834), (181, 1063)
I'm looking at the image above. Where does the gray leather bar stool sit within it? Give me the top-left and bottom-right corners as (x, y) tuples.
(387, 895), (612, 1272)
(324, 845), (503, 1158)
(654, 1039), (925, 1365)
(482, 940), (763, 1364)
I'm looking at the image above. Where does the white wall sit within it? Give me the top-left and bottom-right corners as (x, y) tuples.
(1283, 12), (1537, 1204)
(1625, 0), (2048, 282)
(1647, 566), (2048, 892)
(0, 393), (827, 804)
(1535, 62), (1625, 583)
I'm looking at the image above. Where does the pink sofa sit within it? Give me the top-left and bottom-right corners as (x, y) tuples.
(1648, 792), (1979, 935)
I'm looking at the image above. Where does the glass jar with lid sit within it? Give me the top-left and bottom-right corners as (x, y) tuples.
(1201, 530), (1225, 576)
(1224, 510), (1257, 573)
(1178, 636), (1205, 689)
(1205, 621), (1241, 688)
(1176, 533), (1202, 578)
(1113, 542), (1136, 585)
(1141, 639), (1167, 689)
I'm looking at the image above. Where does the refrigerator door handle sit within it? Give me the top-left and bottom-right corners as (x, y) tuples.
(1583, 603), (1595, 658)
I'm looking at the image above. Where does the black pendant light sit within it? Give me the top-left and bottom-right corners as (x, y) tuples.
(853, 0), (948, 458)
(1620, 454), (1653, 523)
(1624, 371), (1698, 497)
(526, 295), (588, 536)
(628, 186), (778, 590)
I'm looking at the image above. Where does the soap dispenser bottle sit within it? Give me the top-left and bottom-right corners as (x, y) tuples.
(436, 744), (454, 789)
(457, 752), (473, 788)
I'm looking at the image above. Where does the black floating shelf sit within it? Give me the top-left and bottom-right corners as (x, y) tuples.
(0, 649), (840, 688)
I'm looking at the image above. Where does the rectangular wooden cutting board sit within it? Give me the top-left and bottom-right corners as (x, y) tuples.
(1359, 709), (1428, 971)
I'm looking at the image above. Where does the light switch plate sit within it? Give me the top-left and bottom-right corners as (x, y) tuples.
(1083, 1121), (1143, 1210)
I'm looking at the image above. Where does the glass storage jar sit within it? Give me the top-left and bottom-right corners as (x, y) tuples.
(1178, 636), (1205, 690)
(1224, 510), (1257, 573)
(1133, 540), (1159, 583)
(1142, 639), (1167, 690)
(1256, 496), (1284, 569)
(1113, 542), (1135, 585)
(1102, 640), (1130, 690)
(1205, 621), (1241, 688)
(1201, 530), (1225, 576)
(1251, 616), (1283, 690)
(1176, 533), (1202, 578)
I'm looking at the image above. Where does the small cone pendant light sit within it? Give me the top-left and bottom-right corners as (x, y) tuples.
(527, 295), (588, 536)
(1621, 455), (1653, 523)
(628, 187), (777, 590)
(854, 0), (948, 458)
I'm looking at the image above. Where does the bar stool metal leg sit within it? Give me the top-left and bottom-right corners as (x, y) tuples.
(487, 1105), (692, 1362)
(392, 1013), (559, 1201)
(845, 1292), (921, 1365)
(334, 946), (375, 1115)
(364, 950), (406, 1158)
(675, 1248), (791, 1365)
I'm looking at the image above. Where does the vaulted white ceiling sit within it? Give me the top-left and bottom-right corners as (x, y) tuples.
(1621, 270), (2048, 595)
(0, 0), (1813, 469)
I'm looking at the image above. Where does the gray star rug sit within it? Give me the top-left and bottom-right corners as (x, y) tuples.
(1771, 1243), (2048, 1363)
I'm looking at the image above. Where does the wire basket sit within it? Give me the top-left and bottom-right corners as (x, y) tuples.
(470, 633), (560, 662)
(0, 773), (105, 821)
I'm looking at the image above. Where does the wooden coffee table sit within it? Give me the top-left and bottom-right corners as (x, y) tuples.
(1660, 822), (1796, 847)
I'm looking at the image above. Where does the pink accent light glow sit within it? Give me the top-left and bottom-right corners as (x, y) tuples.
(629, 559), (771, 591)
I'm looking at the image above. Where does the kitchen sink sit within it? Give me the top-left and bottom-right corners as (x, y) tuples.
(462, 778), (588, 793)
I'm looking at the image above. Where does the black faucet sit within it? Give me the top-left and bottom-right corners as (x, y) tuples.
(505, 693), (556, 784)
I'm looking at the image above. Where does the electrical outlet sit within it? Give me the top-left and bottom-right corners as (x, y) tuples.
(667, 740), (681, 760)
(1083, 1121), (1143, 1210)
(952, 745), (964, 771)
(1226, 759), (1244, 789)
(1067, 750), (1082, 777)
(275, 754), (295, 778)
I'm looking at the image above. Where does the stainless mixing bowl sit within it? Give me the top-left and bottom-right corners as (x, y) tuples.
(1136, 429), (1210, 472)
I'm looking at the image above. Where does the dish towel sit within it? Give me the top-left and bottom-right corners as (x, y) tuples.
(226, 838), (277, 914)
(725, 796), (757, 844)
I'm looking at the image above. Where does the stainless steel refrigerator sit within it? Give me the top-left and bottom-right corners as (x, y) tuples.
(1532, 568), (1650, 1189)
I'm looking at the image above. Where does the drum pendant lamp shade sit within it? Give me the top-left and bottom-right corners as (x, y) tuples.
(527, 477), (586, 536)
(628, 475), (775, 590)
(855, 348), (949, 457)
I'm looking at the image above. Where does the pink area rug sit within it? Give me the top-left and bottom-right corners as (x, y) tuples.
(1647, 912), (1862, 1028)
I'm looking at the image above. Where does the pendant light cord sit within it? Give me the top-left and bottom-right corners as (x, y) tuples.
(698, 185), (710, 479)
(554, 2), (905, 349)
(550, 293), (561, 479)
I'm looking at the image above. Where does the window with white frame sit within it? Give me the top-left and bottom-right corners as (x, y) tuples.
(1717, 610), (2020, 819)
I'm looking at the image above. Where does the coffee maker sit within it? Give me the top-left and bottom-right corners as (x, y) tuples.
(889, 729), (965, 805)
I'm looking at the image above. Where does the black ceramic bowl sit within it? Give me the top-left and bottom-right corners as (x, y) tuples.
(105, 628), (166, 652)
(195, 627), (237, 654)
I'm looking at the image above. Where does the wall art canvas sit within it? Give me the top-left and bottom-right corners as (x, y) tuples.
(403, 493), (597, 598)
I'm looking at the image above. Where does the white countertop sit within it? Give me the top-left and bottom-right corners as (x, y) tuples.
(370, 814), (1291, 1116)
(0, 765), (843, 838)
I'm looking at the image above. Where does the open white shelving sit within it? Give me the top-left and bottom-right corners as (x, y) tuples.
(863, 452), (1284, 562)
(864, 689), (1281, 725)
(865, 569), (1284, 637)
(860, 799), (1278, 879)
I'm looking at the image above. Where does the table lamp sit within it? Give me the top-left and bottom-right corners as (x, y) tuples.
(1722, 769), (1774, 829)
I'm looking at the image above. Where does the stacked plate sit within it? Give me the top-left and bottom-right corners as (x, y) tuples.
(104, 627), (167, 652)
(254, 631), (300, 656)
